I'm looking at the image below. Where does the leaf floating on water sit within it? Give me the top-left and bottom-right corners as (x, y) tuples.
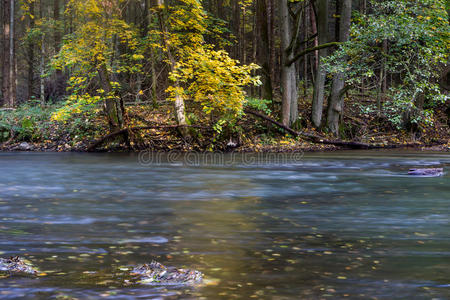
(414, 232), (429, 237)
(337, 276), (347, 280)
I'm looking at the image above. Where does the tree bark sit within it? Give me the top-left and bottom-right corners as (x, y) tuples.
(54, 0), (60, 50)
(2, 0), (11, 107)
(98, 64), (123, 132)
(327, 0), (351, 135)
(256, 0), (273, 100)
(311, 0), (328, 127)
(39, 0), (45, 104)
(27, 0), (36, 100)
(279, 0), (298, 126)
(157, 0), (188, 136)
(1, 0), (16, 107)
(9, 0), (16, 107)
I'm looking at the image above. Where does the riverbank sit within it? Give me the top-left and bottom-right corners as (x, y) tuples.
(1, 101), (449, 153)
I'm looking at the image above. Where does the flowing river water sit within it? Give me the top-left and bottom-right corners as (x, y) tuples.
(0, 151), (448, 299)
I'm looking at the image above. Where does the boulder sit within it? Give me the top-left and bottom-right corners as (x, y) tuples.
(18, 142), (32, 151)
(0, 256), (38, 275)
(131, 261), (203, 285)
(408, 168), (444, 177)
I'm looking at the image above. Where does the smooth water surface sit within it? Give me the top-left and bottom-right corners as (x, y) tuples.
(0, 151), (449, 299)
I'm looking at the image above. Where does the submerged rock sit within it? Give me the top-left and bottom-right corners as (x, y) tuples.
(131, 261), (203, 285)
(408, 168), (444, 177)
(0, 257), (38, 275)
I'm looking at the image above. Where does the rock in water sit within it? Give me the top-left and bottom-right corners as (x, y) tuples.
(0, 257), (38, 275)
(408, 168), (444, 177)
(131, 261), (203, 285)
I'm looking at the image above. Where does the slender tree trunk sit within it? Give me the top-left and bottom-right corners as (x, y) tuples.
(9, 0), (16, 107)
(27, 0), (35, 100)
(157, 0), (188, 135)
(2, 0), (16, 107)
(310, 2), (318, 71)
(303, 4), (308, 99)
(311, 0), (328, 127)
(39, 0), (45, 104)
(279, 0), (298, 126)
(2, 0), (11, 107)
(54, 0), (60, 49)
(256, 0), (273, 100)
(268, 0), (276, 90)
(327, 0), (351, 135)
(148, 0), (158, 106)
(382, 39), (387, 94)
(241, 5), (246, 64)
(232, 1), (241, 60)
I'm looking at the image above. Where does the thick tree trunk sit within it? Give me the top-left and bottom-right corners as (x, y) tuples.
(311, 0), (328, 127)
(327, 0), (351, 135)
(279, 0), (298, 126)
(98, 64), (123, 132)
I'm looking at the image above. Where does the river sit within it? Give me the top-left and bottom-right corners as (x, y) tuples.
(0, 151), (448, 299)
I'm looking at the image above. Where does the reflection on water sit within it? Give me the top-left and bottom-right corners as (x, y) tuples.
(0, 151), (449, 299)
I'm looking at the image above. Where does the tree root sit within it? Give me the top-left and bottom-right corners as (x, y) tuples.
(0, 129), (16, 149)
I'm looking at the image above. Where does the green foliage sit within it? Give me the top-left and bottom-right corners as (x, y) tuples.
(245, 97), (272, 115)
(325, 0), (449, 128)
(0, 102), (55, 142)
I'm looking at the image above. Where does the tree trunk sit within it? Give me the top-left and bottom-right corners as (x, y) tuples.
(256, 0), (273, 100)
(40, 0), (45, 104)
(98, 64), (123, 132)
(27, 0), (35, 100)
(311, 0), (328, 127)
(1, 0), (16, 107)
(2, 0), (10, 107)
(54, 0), (60, 50)
(268, 0), (276, 90)
(327, 0), (351, 135)
(157, 0), (188, 136)
(279, 0), (298, 126)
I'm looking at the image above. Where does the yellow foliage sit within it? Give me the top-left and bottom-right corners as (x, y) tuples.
(160, 0), (261, 121)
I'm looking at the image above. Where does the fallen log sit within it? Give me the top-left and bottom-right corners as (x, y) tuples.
(244, 108), (374, 149)
(87, 125), (207, 151)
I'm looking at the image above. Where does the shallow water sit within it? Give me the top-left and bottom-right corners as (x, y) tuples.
(0, 151), (448, 299)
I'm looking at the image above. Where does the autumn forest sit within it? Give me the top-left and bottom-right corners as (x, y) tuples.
(0, 0), (449, 151)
